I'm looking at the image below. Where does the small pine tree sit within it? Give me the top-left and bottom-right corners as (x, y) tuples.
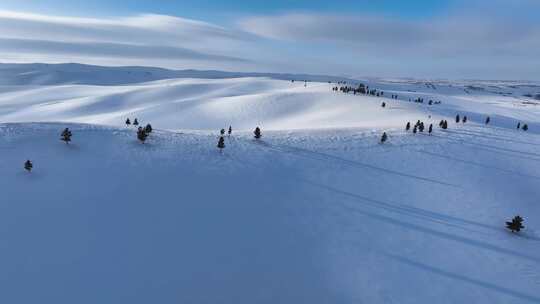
(380, 132), (388, 143)
(133, 118), (139, 126)
(517, 122), (521, 129)
(145, 124), (152, 133)
(60, 128), (72, 144)
(522, 124), (528, 131)
(125, 118), (131, 126)
(220, 128), (225, 136)
(24, 160), (33, 172)
(455, 114), (460, 123)
(419, 122), (425, 132)
(406, 122), (411, 131)
(217, 136), (225, 151)
(381, 102), (386, 108)
(428, 124), (433, 134)
(463, 116), (467, 123)
(137, 127), (148, 143)
(254, 127), (261, 139)
(485, 116), (490, 125)
(439, 120), (444, 127)
(228, 126), (232, 136)
(506, 215), (524, 233)
(413, 126), (417, 134)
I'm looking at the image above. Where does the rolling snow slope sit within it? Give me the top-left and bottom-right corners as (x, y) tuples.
(0, 75), (539, 132)
(1, 65), (540, 303)
(1, 123), (539, 303)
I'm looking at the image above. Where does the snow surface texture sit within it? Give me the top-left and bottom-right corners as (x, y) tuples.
(1, 65), (540, 303)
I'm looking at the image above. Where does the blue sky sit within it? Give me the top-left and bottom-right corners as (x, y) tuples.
(0, 0), (451, 20)
(0, 0), (539, 80)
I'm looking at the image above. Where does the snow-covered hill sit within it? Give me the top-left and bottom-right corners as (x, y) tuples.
(0, 63), (357, 85)
(1, 66), (540, 303)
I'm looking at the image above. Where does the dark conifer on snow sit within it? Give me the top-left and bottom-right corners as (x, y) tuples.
(133, 118), (139, 126)
(485, 116), (490, 125)
(413, 126), (417, 134)
(60, 128), (72, 144)
(428, 124), (433, 134)
(456, 114), (460, 123)
(522, 124), (528, 131)
(254, 127), (262, 139)
(217, 136), (225, 151)
(442, 120), (448, 129)
(220, 128), (225, 136)
(145, 124), (152, 133)
(137, 127), (148, 143)
(380, 132), (388, 143)
(419, 122), (425, 132)
(228, 126), (232, 136)
(125, 118), (131, 126)
(439, 120), (444, 127)
(506, 215), (524, 233)
(381, 102), (386, 108)
(24, 160), (33, 172)
(406, 122), (411, 131)
(463, 116), (467, 123)
(517, 122), (521, 129)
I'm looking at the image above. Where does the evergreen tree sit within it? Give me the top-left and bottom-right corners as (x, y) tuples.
(217, 136), (225, 151)
(428, 124), (433, 134)
(220, 128), (225, 136)
(133, 118), (139, 126)
(137, 127), (148, 143)
(60, 127), (72, 144)
(517, 122), (521, 129)
(522, 124), (528, 131)
(380, 132), (388, 143)
(406, 122), (411, 131)
(413, 126), (417, 134)
(228, 126), (232, 136)
(381, 102), (386, 108)
(439, 120), (444, 127)
(506, 215), (524, 233)
(145, 124), (152, 133)
(24, 160), (33, 172)
(125, 118), (131, 126)
(485, 116), (490, 125)
(442, 120), (448, 130)
(254, 127), (261, 139)
(463, 116), (467, 123)
(455, 114), (460, 123)
(419, 122), (425, 132)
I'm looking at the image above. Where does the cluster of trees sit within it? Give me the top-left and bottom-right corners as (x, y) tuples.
(390, 94), (398, 99)
(125, 118), (139, 126)
(217, 126), (233, 152)
(517, 122), (529, 131)
(137, 124), (153, 143)
(455, 114), (468, 123)
(439, 120), (449, 129)
(217, 126), (261, 153)
(332, 83), (384, 97)
(406, 120), (433, 134)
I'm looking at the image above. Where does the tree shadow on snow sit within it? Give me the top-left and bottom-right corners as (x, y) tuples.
(384, 253), (540, 303)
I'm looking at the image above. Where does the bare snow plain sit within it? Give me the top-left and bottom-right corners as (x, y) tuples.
(0, 65), (540, 303)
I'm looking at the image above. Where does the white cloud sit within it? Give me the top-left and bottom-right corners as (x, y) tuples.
(238, 13), (540, 57)
(0, 10), (251, 68)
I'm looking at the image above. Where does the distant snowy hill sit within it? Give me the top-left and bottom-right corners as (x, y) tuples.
(0, 63), (357, 85)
